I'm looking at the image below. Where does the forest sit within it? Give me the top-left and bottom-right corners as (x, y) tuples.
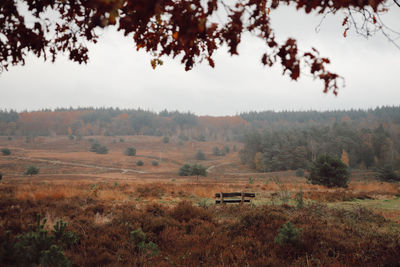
(1, 106), (399, 172)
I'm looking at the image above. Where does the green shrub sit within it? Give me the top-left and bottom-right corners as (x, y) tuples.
(90, 143), (108, 154)
(1, 148), (11, 156)
(119, 138), (124, 142)
(178, 164), (207, 180)
(295, 189), (304, 208)
(178, 133), (189, 141)
(296, 168), (305, 177)
(162, 136), (169, 144)
(152, 161), (159, 166)
(195, 134), (206, 142)
(307, 155), (349, 188)
(197, 198), (209, 208)
(212, 146), (226, 156)
(137, 160), (144, 166)
(125, 147), (136, 156)
(212, 146), (220, 156)
(7, 137), (12, 141)
(274, 222), (302, 245)
(195, 149), (206, 160)
(223, 145), (230, 154)
(25, 166), (39, 176)
(376, 164), (400, 182)
(0, 214), (78, 266)
(130, 228), (159, 256)
(178, 164), (192, 176)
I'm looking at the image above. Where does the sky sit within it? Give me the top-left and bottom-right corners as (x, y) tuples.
(0, 4), (399, 116)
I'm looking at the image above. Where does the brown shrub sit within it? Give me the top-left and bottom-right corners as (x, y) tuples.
(1, 189), (400, 266)
(170, 201), (212, 223)
(136, 184), (166, 198)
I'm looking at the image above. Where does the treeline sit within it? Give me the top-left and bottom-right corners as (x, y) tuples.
(240, 106), (400, 125)
(0, 108), (246, 140)
(0, 107), (399, 158)
(240, 122), (400, 171)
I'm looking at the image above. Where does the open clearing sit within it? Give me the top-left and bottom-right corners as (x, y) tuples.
(1, 135), (399, 221)
(1, 136), (400, 265)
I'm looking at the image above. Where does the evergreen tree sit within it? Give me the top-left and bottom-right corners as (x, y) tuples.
(308, 155), (349, 188)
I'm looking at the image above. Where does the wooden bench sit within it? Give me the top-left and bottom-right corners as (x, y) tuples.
(215, 192), (255, 204)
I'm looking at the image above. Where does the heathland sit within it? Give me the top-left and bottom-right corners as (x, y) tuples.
(0, 107), (399, 266)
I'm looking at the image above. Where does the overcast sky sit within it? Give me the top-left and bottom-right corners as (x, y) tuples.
(0, 4), (399, 116)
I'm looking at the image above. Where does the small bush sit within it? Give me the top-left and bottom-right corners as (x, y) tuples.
(178, 133), (189, 141)
(274, 222), (302, 245)
(1, 148), (11, 156)
(152, 161), (159, 166)
(178, 164), (192, 176)
(195, 149), (206, 160)
(125, 147), (136, 156)
(197, 198), (209, 208)
(7, 137), (12, 141)
(195, 134), (206, 142)
(90, 143), (108, 154)
(295, 168), (305, 177)
(170, 201), (212, 222)
(376, 164), (400, 182)
(130, 228), (159, 256)
(136, 185), (165, 198)
(119, 138), (124, 142)
(136, 160), (144, 166)
(25, 166), (39, 176)
(295, 189), (304, 208)
(68, 135), (74, 140)
(212, 147), (226, 156)
(223, 145), (230, 154)
(162, 136), (169, 144)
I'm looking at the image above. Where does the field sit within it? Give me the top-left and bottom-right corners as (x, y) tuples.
(1, 136), (400, 266)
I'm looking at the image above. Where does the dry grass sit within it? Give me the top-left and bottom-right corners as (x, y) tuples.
(1, 135), (400, 266)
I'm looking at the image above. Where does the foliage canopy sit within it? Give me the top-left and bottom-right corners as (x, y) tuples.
(25, 166), (40, 176)
(308, 154), (350, 188)
(178, 163), (207, 180)
(2, 0), (397, 93)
